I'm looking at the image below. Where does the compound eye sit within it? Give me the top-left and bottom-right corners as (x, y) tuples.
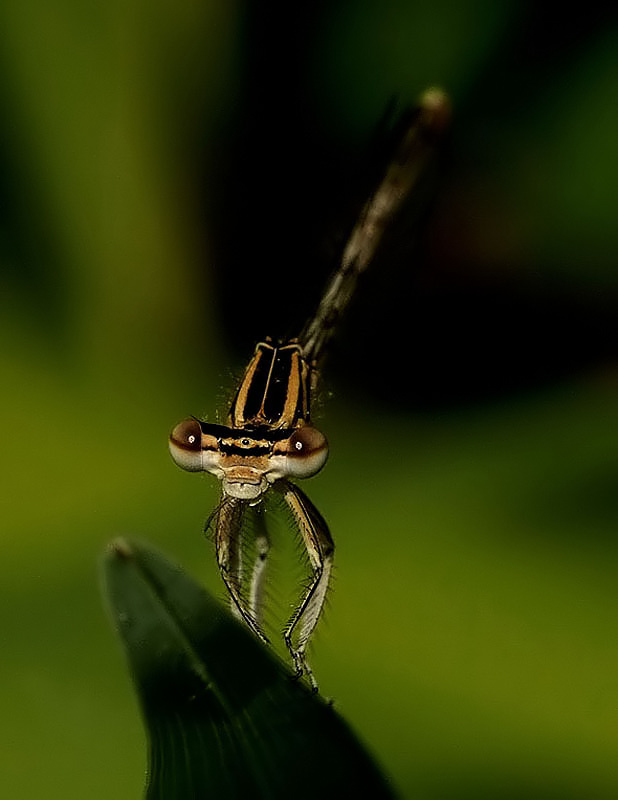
(285, 425), (329, 478)
(169, 418), (204, 471)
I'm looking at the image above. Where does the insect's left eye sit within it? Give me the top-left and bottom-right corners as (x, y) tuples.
(169, 418), (204, 471)
(283, 426), (329, 478)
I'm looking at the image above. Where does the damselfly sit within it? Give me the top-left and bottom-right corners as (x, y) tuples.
(169, 88), (449, 689)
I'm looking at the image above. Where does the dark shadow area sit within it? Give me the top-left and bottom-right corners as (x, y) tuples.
(515, 457), (618, 543)
(204, 0), (618, 411)
(0, 66), (67, 337)
(429, 773), (592, 800)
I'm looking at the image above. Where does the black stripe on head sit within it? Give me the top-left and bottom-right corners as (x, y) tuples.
(219, 442), (272, 456)
(198, 420), (293, 443)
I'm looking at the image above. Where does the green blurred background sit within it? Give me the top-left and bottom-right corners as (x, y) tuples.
(2, 1), (618, 797)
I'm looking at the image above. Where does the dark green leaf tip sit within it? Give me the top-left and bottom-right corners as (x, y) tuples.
(108, 537), (134, 560)
(102, 539), (397, 799)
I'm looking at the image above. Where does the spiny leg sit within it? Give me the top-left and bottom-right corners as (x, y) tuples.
(213, 495), (269, 644)
(248, 505), (270, 627)
(277, 482), (334, 690)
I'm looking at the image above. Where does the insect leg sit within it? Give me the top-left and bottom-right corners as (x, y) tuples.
(278, 482), (334, 690)
(213, 496), (269, 644)
(248, 506), (270, 627)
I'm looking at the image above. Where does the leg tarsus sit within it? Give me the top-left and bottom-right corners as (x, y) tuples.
(285, 635), (319, 692)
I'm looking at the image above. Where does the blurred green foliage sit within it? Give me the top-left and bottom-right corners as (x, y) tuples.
(1, 1), (617, 799)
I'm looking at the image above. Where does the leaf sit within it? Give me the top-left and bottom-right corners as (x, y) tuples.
(102, 539), (397, 799)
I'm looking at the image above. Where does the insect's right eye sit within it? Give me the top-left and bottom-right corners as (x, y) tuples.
(169, 418), (204, 471)
(283, 425), (329, 478)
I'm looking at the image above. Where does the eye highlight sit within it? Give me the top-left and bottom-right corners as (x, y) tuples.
(169, 418), (204, 471)
(171, 418), (202, 450)
(282, 425), (329, 479)
(288, 426), (325, 454)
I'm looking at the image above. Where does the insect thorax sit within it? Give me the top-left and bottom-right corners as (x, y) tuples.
(228, 340), (311, 430)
